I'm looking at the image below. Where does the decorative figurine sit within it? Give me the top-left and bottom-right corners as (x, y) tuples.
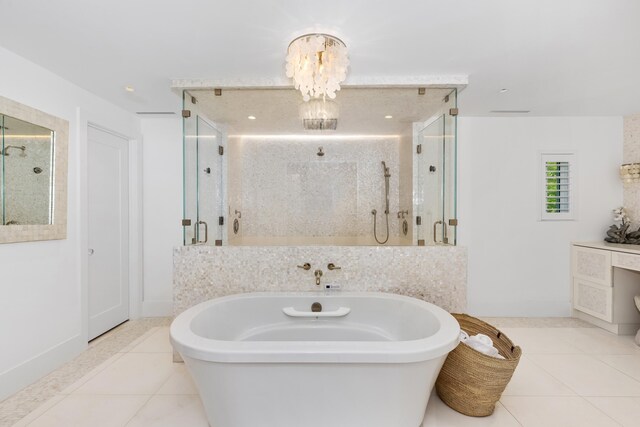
(605, 207), (640, 244)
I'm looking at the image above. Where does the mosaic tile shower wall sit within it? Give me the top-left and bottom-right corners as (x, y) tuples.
(227, 136), (413, 244)
(2, 138), (52, 225)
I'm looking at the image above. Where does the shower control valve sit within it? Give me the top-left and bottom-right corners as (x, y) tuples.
(327, 263), (341, 271)
(314, 269), (323, 286)
(297, 263), (311, 270)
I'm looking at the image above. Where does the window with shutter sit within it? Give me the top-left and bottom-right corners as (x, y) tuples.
(540, 153), (576, 220)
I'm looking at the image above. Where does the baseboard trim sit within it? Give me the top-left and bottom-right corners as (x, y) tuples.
(468, 300), (572, 317)
(574, 310), (640, 335)
(0, 334), (85, 401)
(142, 300), (173, 317)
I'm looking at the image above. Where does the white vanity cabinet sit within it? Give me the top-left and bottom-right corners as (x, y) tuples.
(571, 242), (640, 334)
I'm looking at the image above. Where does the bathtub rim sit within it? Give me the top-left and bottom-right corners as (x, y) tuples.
(170, 291), (460, 364)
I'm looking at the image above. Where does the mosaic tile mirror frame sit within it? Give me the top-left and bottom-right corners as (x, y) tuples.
(0, 95), (68, 243)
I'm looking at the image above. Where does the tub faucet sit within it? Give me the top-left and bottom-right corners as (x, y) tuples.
(314, 269), (323, 286)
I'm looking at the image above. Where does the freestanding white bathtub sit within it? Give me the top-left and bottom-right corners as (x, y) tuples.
(170, 292), (460, 427)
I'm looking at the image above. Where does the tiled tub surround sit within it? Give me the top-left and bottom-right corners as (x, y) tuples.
(173, 245), (467, 318)
(227, 136), (413, 245)
(624, 114), (640, 228)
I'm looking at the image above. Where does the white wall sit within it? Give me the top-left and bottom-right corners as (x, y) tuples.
(458, 116), (623, 316)
(0, 46), (139, 400)
(141, 117), (182, 316)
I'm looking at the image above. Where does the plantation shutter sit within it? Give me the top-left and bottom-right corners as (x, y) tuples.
(540, 153), (576, 220)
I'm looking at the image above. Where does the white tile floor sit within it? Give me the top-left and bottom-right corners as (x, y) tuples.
(10, 325), (640, 427)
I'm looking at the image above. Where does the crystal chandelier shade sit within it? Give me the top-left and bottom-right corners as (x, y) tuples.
(285, 34), (349, 102)
(300, 98), (339, 130)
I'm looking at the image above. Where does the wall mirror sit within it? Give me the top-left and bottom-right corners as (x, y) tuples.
(0, 96), (68, 243)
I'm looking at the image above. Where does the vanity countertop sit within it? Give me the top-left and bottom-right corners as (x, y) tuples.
(572, 241), (640, 255)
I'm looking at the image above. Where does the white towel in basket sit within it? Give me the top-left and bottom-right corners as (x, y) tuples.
(459, 331), (505, 359)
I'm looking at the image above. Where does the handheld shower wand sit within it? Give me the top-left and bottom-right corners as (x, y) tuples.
(372, 161), (391, 244)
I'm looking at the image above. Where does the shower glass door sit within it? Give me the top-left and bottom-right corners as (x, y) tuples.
(182, 91), (225, 246)
(416, 89), (457, 245)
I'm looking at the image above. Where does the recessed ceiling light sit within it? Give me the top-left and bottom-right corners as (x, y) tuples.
(247, 115), (256, 120)
(385, 115), (393, 119)
(124, 86), (135, 92)
(499, 88), (509, 93)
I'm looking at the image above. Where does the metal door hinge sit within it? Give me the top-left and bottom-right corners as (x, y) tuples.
(418, 239), (425, 246)
(218, 216), (224, 226)
(448, 219), (459, 226)
(182, 110), (191, 118)
(417, 144), (422, 154)
(418, 87), (426, 95)
(218, 145), (224, 155)
(214, 88), (222, 96)
(449, 108), (459, 116)
(215, 239), (223, 246)
(416, 216), (422, 226)
(181, 219), (192, 226)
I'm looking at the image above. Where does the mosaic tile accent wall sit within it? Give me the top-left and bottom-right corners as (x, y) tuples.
(173, 245), (467, 317)
(227, 137), (413, 244)
(624, 114), (640, 228)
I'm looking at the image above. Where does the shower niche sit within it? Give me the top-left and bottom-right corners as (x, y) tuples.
(181, 87), (457, 246)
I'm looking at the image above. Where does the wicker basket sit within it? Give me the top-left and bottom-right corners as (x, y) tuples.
(435, 313), (522, 417)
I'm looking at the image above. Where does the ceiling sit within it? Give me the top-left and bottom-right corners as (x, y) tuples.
(0, 0), (638, 117)
(192, 87), (453, 135)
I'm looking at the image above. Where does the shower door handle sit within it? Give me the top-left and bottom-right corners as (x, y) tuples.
(197, 221), (208, 244)
(433, 220), (443, 244)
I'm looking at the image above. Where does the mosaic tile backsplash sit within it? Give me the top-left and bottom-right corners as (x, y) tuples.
(173, 245), (467, 317)
(227, 137), (413, 244)
(624, 114), (640, 228)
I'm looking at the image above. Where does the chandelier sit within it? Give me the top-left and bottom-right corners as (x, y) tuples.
(300, 98), (339, 130)
(285, 33), (349, 102)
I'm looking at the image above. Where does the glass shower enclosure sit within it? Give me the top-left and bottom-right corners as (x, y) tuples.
(415, 89), (457, 245)
(182, 91), (225, 246)
(181, 87), (458, 247)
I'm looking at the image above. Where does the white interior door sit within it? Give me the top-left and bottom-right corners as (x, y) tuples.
(88, 125), (129, 340)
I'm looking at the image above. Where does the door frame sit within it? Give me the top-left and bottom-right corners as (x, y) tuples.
(78, 108), (143, 343)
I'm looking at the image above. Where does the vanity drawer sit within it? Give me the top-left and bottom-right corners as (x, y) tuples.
(573, 278), (613, 322)
(572, 246), (612, 286)
(612, 252), (640, 272)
